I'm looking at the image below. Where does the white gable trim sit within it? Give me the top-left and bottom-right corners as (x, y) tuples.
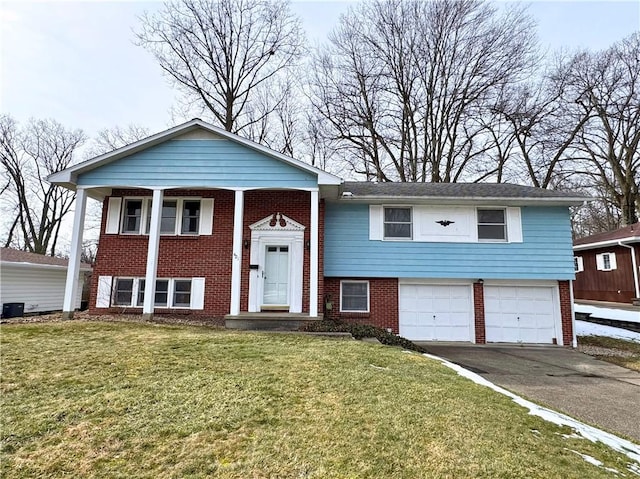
(249, 213), (306, 232)
(48, 119), (342, 187)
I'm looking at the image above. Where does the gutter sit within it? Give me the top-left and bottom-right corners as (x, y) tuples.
(337, 194), (588, 206)
(618, 241), (640, 299)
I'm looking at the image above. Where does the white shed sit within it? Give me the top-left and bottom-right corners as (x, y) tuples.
(0, 248), (91, 316)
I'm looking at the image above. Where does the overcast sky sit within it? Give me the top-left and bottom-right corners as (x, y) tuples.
(1, 0), (639, 141)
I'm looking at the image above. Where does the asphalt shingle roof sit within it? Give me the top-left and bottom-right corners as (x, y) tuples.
(574, 222), (640, 245)
(341, 182), (588, 200)
(0, 248), (92, 269)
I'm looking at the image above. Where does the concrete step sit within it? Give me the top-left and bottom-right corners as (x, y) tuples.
(224, 313), (323, 331)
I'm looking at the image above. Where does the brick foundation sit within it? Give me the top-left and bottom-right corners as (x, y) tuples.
(323, 278), (399, 333)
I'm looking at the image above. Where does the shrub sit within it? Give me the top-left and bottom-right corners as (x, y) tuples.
(301, 320), (426, 353)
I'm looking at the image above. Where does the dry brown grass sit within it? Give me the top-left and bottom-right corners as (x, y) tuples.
(1, 321), (636, 478)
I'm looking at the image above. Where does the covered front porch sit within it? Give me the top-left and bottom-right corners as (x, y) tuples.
(46, 119), (342, 323)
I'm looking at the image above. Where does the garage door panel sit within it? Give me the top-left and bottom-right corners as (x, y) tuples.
(484, 286), (557, 344)
(399, 284), (473, 342)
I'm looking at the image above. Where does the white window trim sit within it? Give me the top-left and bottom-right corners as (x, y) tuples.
(111, 277), (195, 309)
(172, 279), (193, 308)
(136, 278), (170, 308)
(120, 197), (207, 236)
(340, 280), (370, 313)
(383, 206), (413, 241)
(112, 277), (136, 306)
(596, 252), (617, 271)
(121, 197), (147, 235)
(476, 207), (508, 243)
(574, 256), (584, 273)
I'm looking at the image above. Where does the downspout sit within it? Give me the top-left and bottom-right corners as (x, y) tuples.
(618, 241), (640, 300)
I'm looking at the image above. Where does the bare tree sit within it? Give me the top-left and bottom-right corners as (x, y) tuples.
(136, 0), (305, 140)
(490, 55), (593, 189)
(570, 33), (640, 225)
(310, 0), (537, 182)
(1, 116), (86, 255)
(88, 124), (151, 156)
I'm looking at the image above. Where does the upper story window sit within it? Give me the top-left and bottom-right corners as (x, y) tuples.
(574, 256), (584, 273)
(477, 209), (506, 241)
(182, 201), (201, 234)
(122, 200), (143, 234)
(384, 207), (412, 239)
(119, 197), (207, 236)
(596, 252), (617, 271)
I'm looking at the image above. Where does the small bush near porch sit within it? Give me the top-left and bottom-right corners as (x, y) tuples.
(1, 321), (631, 478)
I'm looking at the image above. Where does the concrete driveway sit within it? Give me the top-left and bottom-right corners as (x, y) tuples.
(419, 344), (640, 442)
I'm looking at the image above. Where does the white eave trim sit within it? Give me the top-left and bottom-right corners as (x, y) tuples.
(1, 261), (92, 271)
(336, 195), (588, 206)
(573, 237), (640, 251)
(47, 119), (342, 187)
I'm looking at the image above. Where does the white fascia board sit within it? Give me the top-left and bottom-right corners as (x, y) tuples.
(1, 261), (92, 271)
(47, 118), (342, 187)
(573, 237), (640, 251)
(335, 195), (588, 206)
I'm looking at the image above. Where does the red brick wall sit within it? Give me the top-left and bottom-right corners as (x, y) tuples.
(89, 188), (323, 320)
(473, 282), (486, 344)
(559, 280), (574, 346)
(239, 190), (321, 314)
(89, 189), (233, 321)
(324, 278), (399, 333)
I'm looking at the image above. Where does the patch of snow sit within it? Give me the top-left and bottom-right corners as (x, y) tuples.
(424, 353), (640, 466)
(369, 364), (389, 370)
(567, 449), (621, 474)
(560, 433), (584, 440)
(576, 320), (640, 343)
(575, 304), (640, 324)
(629, 461), (640, 476)
(531, 429), (541, 435)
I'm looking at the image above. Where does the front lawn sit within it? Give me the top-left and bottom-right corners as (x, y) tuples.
(578, 335), (640, 372)
(1, 322), (634, 478)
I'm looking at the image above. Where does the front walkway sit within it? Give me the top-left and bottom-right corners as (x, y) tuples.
(419, 344), (640, 442)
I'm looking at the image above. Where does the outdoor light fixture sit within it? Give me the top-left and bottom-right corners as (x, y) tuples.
(478, 278), (484, 284)
(243, 239), (250, 249)
(305, 239), (311, 250)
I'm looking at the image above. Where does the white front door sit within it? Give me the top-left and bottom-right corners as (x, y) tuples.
(263, 246), (289, 306)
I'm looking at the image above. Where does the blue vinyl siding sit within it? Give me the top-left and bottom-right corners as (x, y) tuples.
(324, 203), (575, 280)
(77, 139), (317, 188)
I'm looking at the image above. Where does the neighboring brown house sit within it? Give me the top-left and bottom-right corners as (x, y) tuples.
(573, 223), (640, 304)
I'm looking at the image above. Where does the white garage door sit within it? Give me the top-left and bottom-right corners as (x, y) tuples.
(484, 286), (558, 344)
(399, 284), (473, 341)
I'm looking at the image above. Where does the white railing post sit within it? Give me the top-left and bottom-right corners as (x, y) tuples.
(143, 189), (163, 319)
(309, 189), (319, 317)
(62, 188), (88, 319)
(230, 190), (244, 316)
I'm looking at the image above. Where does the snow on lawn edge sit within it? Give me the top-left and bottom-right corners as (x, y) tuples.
(423, 353), (640, 466)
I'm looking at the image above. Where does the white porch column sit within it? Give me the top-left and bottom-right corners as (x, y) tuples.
(142, 189), (164, 319)
(309, 189), (319, 317)
(230, 189), (244, 316)
(62, 188), (88, 319)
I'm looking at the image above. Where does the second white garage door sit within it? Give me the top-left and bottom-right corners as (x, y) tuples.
(484, 285), (558, 344)
(399, 284), (473, 341)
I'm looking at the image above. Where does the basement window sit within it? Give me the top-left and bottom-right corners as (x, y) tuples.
(340, 280), (370, 313)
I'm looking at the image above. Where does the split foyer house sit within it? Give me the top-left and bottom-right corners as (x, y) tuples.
(48, 119), (587, 346)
